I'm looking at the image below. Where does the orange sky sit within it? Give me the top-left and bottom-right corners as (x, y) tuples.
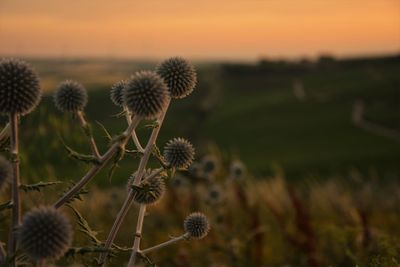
(0, 0), (399, 60)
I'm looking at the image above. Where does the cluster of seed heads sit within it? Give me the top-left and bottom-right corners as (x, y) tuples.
(184, 212), (210, 239)
(0, 58), (42, 115)
(54, 80), (88, 113)
(124, 71), (169, 120)
(18, 206), (72, 260)
(0, 56), (209, 265)
(163, 138), (195, 169)
(156, 57), (197, 99)
(110, 80), (126, 107)
(0, 156), (11, 191)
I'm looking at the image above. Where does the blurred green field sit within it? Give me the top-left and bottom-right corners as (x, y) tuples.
(1, 55), (400, 267)
(3, 55), (399, 186)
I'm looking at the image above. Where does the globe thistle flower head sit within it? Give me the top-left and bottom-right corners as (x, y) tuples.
(206, 185), (224, 206)
(0, 58), (41, 115)
(0, 156), (12, 192)
(188, 162), (204, 179)
(171, 174), (189, 189)
(184, 212), (210, 239)
(163, 137), (195, 169)
(156, 57), (197, 99)
(110, 80), (126, 107)
(54, 80), (88, 112)
(202, 155), (219, 176)
(18, 206), (72, 260)
(132, 175), (166, 205)
(124, 71), (169, 120)
(230, 160), (247, 180)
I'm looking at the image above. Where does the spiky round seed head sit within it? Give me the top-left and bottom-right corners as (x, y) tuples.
(0, 58), (41, 115)
(171, 174), (189, 188)
(202, 155), (218, 175)
(124, 71), (169, 120)
(110, 80), (126, 107)
(188, 162), (203, 178)
(156, 57), (197, 99)
(230, 160), (246, 180)
(54, 80), (88, 112)
(184, 212), (210, 239)
(19, 206), (72, 260)
(163, 138), (195, 169)
(133, 175), (166, 205)
(0, 156), (12, 191)
(207, 185), (224, 205)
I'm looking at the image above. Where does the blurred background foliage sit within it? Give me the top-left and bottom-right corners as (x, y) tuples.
(0, 54), (400, 266)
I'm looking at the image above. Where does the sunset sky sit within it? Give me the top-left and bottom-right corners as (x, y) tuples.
(0, 0), (399, 60)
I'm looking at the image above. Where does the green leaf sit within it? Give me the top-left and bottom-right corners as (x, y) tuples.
(95, 121), (112, 141)
(67, 205), (102, 246)
(60, 138), (101, 165)
(0, 201), (13, 212)
(20, 181), (62, 192)
(62, 182), (89, 204)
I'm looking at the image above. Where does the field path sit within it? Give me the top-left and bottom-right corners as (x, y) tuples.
(352, 100), (400, 142)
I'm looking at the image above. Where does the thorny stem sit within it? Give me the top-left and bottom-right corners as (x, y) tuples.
(124, 108), (144, 153)
(53, 116), (141, 209)
(140, 233), (190, 254)
(98, 100), (171, 266)
(127, 205), (146, 267)
(77, 111), (101, 159)
(7, 114), (20, 267)
(0, 123), (10, 141)
(126, 101), (171, 267)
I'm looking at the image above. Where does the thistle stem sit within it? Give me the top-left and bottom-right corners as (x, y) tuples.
(76, 111), (101, 159)
(127, 205), (146, 267)
(7, 113), (20, 267)
(140, 233), (189, 254)
(53, 116), (140, 209)
(124, 108), (144, 153)
(0, 242), (6, 264)
(37, 259), (45, 267)
(98, 100), (171, 266)
(0, 122), (10, 141)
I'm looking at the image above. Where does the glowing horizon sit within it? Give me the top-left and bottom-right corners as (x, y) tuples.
(0, 0), (399, 60)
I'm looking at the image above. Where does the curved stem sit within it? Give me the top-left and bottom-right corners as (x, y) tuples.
(53, 116), (140, 209)
(140, 233), (189, 254)
(98, 100), (171, 266)
(77, 111), (101, 159)
(7, 114), (20, 267)
(124, 108), (144, 153)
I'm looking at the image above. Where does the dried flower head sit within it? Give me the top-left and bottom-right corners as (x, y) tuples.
(132, 175), (166, 205)
(163, 138), (195, 169)
(124, 71), (169, 120)
(110, 80), (126, 107)
(184, 212), (210, 239)
(0, 58), (41, 115)
(156, 57), (197, 99)
(54, 80), (88, 112)
(230, 160), (246, 180)
(206, 185), (224, 205)
(202, 155), (219, 176)
(19, 206), (72, 260)
(0, 156), (12, 191)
